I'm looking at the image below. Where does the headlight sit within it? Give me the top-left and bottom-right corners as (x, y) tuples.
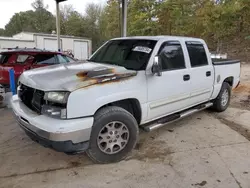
(44, 91), (69, 104)
(42, 105), (67, 119)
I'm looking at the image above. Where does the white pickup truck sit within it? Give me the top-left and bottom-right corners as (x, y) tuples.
(11, 36), (241, 163)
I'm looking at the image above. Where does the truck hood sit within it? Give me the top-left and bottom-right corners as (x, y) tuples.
(19, 61), (137, 91)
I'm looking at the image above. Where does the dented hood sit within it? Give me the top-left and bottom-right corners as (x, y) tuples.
(19, 61), (137, 91)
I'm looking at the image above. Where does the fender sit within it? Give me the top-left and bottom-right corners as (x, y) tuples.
(67, 72), (147, 119)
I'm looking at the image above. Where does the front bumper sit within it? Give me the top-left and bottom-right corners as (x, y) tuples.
(20, 122), (89, 153)
(11, 95), (94, 153)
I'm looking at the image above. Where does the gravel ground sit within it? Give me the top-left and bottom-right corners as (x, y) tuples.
(0, 64), (250, 188)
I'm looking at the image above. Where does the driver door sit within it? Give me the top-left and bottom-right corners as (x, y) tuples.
(147, 40), (191, 120)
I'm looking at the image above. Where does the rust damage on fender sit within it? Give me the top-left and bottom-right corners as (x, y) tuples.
(75, 67), (137, 90)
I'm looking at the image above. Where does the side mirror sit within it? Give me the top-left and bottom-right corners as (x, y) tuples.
(152, 56), (162, 76)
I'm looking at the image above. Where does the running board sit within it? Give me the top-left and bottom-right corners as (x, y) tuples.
(142, 102), (213, 132)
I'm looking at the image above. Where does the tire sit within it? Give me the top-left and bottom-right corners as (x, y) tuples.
(212, 82), (231, 112)
(86, 106), (139, 164)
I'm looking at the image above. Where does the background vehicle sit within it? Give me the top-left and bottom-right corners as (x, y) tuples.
(0, 48), (76, 92)
(11, 36), (240, 164)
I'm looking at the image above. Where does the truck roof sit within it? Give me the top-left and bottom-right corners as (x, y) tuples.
(112, 35), (204, 42)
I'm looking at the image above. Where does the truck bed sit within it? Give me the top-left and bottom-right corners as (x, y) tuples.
(210, 58), (241, 100)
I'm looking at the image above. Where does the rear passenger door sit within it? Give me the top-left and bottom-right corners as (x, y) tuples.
(185, 41), (214, 105)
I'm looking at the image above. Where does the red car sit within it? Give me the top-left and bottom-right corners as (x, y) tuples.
(0, 48), (76, 92)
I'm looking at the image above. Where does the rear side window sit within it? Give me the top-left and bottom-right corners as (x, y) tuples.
(158, 41), (186, 71)
(186, 42), (208, 67)
(34, 54), (56, 65)
(16, 55), (29, 64)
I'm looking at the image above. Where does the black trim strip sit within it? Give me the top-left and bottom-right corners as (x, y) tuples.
(212, 59), (240, 65)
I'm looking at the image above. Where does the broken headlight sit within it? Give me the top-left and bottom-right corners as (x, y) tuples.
(43, 91), (69, 119)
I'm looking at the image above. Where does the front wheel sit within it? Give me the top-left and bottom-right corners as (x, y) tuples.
(212, 82), (231, 112)
(86, 106), (139, 164)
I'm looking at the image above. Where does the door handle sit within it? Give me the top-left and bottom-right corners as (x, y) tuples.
(183, 74), (190, 81)
(206, 71), (211, 77)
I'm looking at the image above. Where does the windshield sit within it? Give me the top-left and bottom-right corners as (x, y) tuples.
(89, 39), (157, 71)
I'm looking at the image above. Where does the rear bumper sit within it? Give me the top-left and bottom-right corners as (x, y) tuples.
(11, 95), (94, 153)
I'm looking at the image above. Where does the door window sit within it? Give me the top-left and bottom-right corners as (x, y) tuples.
(186, 42), (208, 67)
(16, 55), (29, 64)
(158, 41), (186, 71)
(34, 54), (56, 65)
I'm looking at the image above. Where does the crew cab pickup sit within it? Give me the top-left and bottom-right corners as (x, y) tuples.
(11, 36), (241, 163)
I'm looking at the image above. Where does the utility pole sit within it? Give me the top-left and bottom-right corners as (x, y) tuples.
(121, 0), (128, 37)
(55, 0), (67, 51)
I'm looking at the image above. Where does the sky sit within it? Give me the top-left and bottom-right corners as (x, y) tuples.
(0, 0), (106, 29)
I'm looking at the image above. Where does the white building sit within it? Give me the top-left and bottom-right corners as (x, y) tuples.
(0, 32), (92, 60)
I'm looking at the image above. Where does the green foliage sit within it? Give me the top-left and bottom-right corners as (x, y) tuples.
(102, 0), (121, 39)
(128, 0), (160, 36)
(2, 0), (250, 53)
(4, 0), (55, 36)
(0, 28), (5, 36)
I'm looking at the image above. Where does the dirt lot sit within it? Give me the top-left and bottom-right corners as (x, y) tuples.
(0, 64), (250, 188)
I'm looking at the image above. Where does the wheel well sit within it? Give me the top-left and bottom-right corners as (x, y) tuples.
(223, 77), (234, 86)
(95, 99), (142, 124)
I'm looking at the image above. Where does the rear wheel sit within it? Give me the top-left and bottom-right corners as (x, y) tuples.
(86, 106), (139, 164)
(212, 82), (231, 112)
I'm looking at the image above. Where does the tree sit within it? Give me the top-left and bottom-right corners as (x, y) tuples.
(0, 28), (6, 36)
(128, 0), (160, 36)
(3, 0), (250, 59)
(31, 0), (55, 33)
(31, 0), (48, 10)
(102, 0), (121, 39)
(84, 3), (103, 50)
(4, 0), (55, 36)
(5, 11), (37, 36)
